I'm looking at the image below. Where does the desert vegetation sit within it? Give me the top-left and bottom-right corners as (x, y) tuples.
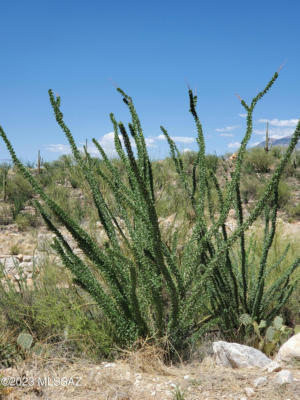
(0, 70), (299, 377)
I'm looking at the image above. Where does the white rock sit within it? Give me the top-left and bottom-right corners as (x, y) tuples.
(23, 255), (32, 262)
(213, 341), (272, 368)
(253, 376), (267, 387)
(19, 262), (33, 271)
(263, 361), (281, 373)
(1, 257), (18, 272)
(103, 362), (116, 368)
(244, 386), (255, 397)
(275, 333), (300, 364)
(16, 254), (23, 261)
(274, 370), (294, 385)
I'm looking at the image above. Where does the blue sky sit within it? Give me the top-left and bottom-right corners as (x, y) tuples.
(0, 0), (300, 164)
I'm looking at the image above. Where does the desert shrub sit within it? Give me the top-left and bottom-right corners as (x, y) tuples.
(240, 174), (261, 203)
(9, 244), (21, 255)
(15, 213), (39, 231)
(257, 180), (291, 210)
(6, 174), (34, 201)
(277, 181), (291, 208)
(0, 259), (113, 360)
(181, 150), (198, 166)
(0, 203), (13, 225)
(205, 154), (219, 171)
(5, 174), (35, 219)
(294, 150), (300, 167)
(270, 146), (285, 159)
(287, 203), (300, 219)
(283, 157), (297, 178)
(244, 147), (273, 173)
(45, 184), (85, 223)
(1, 70), (300, 359)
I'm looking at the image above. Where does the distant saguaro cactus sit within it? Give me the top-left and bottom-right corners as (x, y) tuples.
(37, 150), (42, 174)
(264, 121), (269, 152)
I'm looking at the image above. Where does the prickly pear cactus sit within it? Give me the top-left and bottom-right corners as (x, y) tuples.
(17, 332), (33, 351)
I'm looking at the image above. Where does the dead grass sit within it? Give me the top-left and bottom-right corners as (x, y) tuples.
(1, 354), (300, 400)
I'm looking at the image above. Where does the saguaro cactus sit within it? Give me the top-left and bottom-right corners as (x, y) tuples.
(264, 121), (269, 152)
(37, 150), (41, 174)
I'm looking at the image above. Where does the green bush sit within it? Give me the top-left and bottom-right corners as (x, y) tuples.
(205, 154), (219, 171)
(9, 244), (21, 255)
(257, 180), (291, 210)
(0, 259), (113, 360)
(15, 213), (39, 231)
(6, 174), (35, 219)
(0, 203), (13, 225)
(1, 70), (300, 359)
(270, 146), (285, 159)
(240, 174), (261, 203)
(287, 203), (300, 219)
(244, 147), (273, 173)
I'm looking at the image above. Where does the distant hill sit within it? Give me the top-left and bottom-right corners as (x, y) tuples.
(255, 136), (300, 149)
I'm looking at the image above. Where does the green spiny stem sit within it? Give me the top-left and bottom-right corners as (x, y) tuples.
(48, 90), (119, 248)
(183, 117), (300, 318)
(234, 179), (247, 311)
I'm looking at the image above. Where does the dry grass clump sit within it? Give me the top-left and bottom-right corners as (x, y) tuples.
(118, 338), (174, 376)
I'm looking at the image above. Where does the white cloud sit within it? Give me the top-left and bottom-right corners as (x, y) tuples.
(269, 134), (294, 140)
(183, 148), (192, 153)
(254, 127), (295, 138)
(156, 135), (195, 143)
(46, 132), (157, 157)
(250, 142), (260, 147)
(156, 134), (166, 140)
(216, 125), (240, 132)
(145, 138), (156, 147)
(45, 144), (71, 153)
(220, 133), (234, 137)
(228, 142), (240, 149)
(239, 113), (247, 118)
(257, 118), (298, 127)
(83, 132), (119, 157)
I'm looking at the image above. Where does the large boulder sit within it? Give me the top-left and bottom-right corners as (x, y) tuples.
(275, 333), (300, 364)
(213, 341), (272, 368)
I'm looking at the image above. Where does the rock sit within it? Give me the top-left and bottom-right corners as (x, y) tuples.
(213, 341), (272, 368)
(16, 254), (23, 262)
(244, 386), (255, 397)
(23, 255), (32, 262)
(275, 333), (300, 364)
(263, 361), (281, 373)
(274, 370), (294, 385)
(19, 262), (33, 271)
(253, 376), (267, 387)
(0, 256), (18, 272)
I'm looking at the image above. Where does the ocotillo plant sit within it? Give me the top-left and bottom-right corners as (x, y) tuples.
(0, 70), (299, 355)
